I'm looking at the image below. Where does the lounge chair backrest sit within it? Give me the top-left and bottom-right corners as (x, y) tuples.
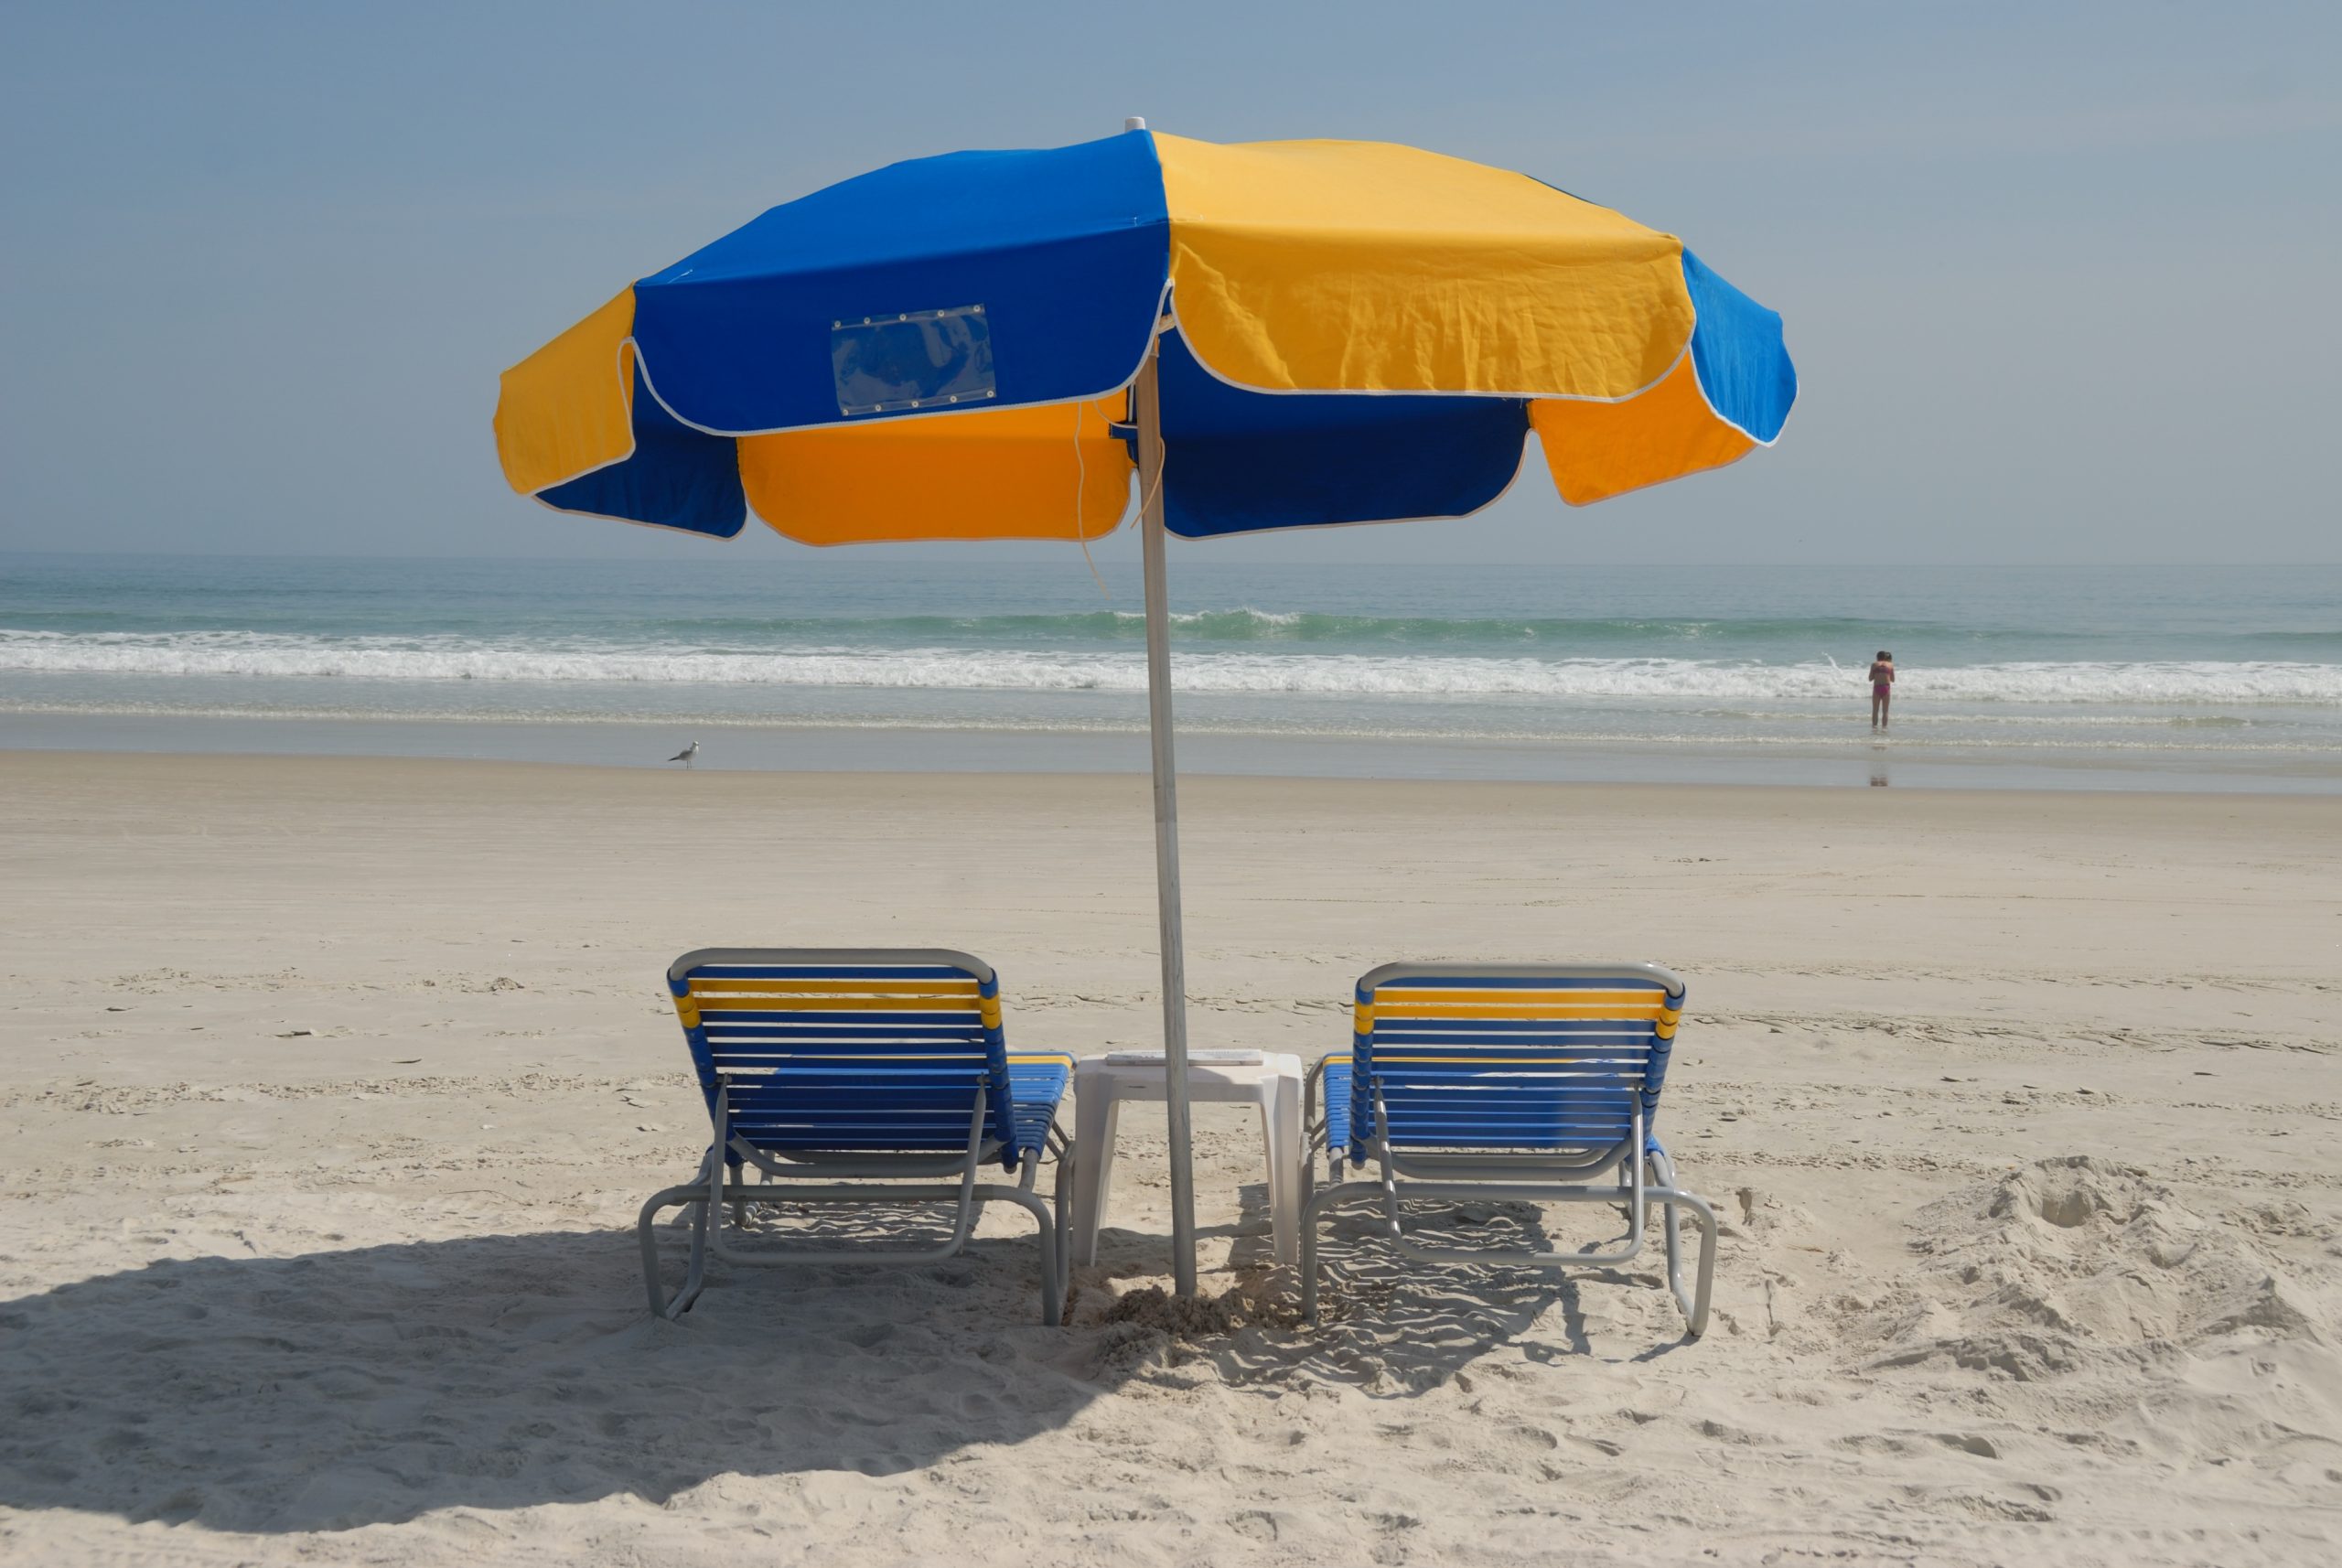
(1348, 961), (1684, 1163)
(666, 948), (1028, 1165)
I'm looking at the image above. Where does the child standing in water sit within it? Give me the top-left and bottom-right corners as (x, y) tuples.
(1869, 650), (1896, 730)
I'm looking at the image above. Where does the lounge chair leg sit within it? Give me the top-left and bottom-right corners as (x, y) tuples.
(1003, 1178), (1064, 1326)
(1039, 1245), (1062, 1326)
(1023, 1149), (1064, 1324)
(679, 1153), (721, 1317)
(1645, 1149), (1716, 1337)
(1651, 1155), (1685, 1308)
(636, 1188), (679, 1317)
(962, 1163), (1064, 1327)
(636, 1151), (723, 1319)
(1673, 1193), (1717, 1337)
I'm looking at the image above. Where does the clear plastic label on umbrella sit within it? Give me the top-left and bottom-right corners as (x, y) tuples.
(831, 305), (996, 416)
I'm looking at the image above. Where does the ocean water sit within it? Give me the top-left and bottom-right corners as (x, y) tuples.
(4, 553), (2338, 792)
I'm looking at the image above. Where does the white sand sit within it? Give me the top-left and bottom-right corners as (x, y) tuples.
(1, 751), (2337, 1565)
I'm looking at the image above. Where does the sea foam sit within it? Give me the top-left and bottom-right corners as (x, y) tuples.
(3, 630), (2338, 704)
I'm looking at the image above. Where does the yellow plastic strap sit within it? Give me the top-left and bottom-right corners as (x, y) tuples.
(688, 978), (980, 995)
(1367, 1004), (1666, 1022)
(1372, 987), (1666, 1006)
(690, 994), (983, 1014)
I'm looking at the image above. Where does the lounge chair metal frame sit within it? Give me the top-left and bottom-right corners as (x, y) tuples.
(1300, 961), (1718, 1337)
(637, 947), (1073, 1325)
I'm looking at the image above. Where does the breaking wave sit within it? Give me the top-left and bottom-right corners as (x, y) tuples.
(3, 630), (2339, 704)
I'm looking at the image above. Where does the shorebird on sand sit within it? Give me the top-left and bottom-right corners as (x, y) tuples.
(668, 740), (699, 768)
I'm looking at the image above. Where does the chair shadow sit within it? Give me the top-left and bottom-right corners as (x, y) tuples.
(1083, 1179), (1687, 1395)
(1261, 1194), (1615, 1384)
(0, 1187), (1688, 1533)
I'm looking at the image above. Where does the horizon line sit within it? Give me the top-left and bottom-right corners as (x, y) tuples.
(5, 547), (2341, 571)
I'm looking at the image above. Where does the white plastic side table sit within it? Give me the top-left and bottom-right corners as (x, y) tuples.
(1070, 1052), (1304, 1267)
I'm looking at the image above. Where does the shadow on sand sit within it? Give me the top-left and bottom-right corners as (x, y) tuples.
(0, 1190), (1682, 1532)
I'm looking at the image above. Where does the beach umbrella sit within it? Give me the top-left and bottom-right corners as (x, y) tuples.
(493, 122), (1796, 1296)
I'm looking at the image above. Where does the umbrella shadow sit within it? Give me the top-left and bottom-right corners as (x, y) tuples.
(0, 1213), (1112, 1534)
(0, 1188), (1692, 1533)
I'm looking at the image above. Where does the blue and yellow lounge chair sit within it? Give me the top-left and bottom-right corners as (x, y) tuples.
(636, 949), (1076, 1324)
(1302, 961), (1718, 1336)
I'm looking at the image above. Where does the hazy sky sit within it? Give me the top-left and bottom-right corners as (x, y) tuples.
(2, 2), (2335, 566)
